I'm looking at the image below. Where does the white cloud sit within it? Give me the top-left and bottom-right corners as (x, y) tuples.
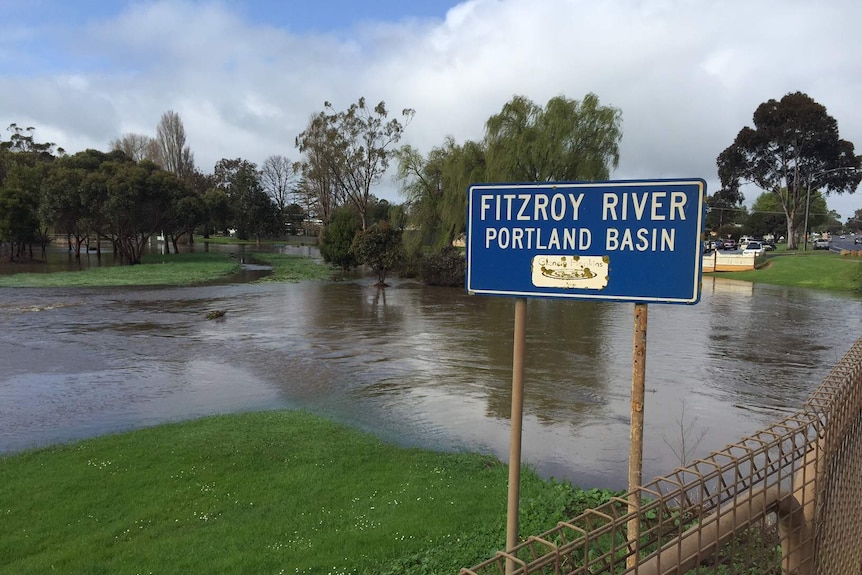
(1, 0), (860, 218)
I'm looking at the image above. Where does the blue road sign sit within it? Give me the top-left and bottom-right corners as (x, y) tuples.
(466, 179), (706, 304)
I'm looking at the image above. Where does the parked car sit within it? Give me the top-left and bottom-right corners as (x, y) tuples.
(709, 239), (725, 250)
(742, 242), (765, 256)
(722, 239), (737, 250)
(855, 236), (862, 245)
(813, 238), (831, 250)
(760, 239), (775, 251)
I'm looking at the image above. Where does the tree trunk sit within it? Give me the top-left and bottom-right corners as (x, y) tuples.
(39, 227), (49, 255)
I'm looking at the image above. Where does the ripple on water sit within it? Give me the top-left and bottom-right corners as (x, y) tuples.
(1, 279), (860, 487)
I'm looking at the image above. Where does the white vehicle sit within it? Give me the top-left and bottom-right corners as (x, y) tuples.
(742, 241), (765, 256)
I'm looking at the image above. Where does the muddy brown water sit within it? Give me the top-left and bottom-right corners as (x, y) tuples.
(1, 246), (860, 488)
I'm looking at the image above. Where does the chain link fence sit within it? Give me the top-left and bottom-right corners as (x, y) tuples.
(461, 336), (862, 575)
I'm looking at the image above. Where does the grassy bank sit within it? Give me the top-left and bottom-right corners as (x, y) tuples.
(250, 253), (334, 282)
(707, 250), (862, 292)
(0, 411), (616, 574)
(0, 251), (333, 288)
(195, 235), (317, 246)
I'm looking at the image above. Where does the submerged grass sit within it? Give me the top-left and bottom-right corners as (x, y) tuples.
(709, 250), (862, 292)
(250, 252), (335, 282)
(0, 411), (611, 575)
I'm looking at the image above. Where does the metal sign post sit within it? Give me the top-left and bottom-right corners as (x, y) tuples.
(627, 302), (648, 568)
(505, 297), (527, 575)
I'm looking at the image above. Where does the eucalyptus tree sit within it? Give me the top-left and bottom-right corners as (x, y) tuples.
(296, 172), (337, 227)
(41, 149), (136, 257)
(202, 187), (230, 237)
(100, 159), (183, 264)
(1, 123), (63, 157)
(214, 158), (276, 241)
(718, 92), (861, 249)
(163, 186), (205, 253)
(0, 124), (62, 258)
(39, 164), (84, 254)
(174, 168), (215, 243)
(0, 169), (41, 260)
(294, 109), (342, 227)
(296, 97), (414, 230)
(484, 93), (622, 182)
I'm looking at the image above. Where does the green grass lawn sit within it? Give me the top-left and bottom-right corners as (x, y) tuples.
(0, 251), (333, 288)
(0, 411), (615, 575)
(250, 253), (335, 282)
(195, 235), (317, 246)
(708, 250), (862, 292)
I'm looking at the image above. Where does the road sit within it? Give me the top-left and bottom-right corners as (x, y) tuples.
(828, 234), (862, 252)
(705, 233), (860, 254)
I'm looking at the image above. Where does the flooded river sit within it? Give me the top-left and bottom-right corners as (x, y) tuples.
(1, 250), (860, 488)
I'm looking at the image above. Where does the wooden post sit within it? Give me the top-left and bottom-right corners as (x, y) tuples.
(506, 297), (527, 575)
(627, 303), (648, 569)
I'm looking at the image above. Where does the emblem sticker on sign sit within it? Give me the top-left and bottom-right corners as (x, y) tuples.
(531, 255), (609, 290)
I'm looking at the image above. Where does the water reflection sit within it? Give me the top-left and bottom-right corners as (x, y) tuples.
(0, 273), (860, 490)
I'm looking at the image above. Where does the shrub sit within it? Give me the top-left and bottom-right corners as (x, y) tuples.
(320, 207), (361, 270)
(351, 220), (405, 286)
(420, 246), (466, 286)
(398, 251), (422, 279)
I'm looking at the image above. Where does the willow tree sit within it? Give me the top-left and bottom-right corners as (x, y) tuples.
(396, 93), (621, 252)
(484, 93), (622, 182)
(718, 92), (861, 249)
(396, 137), (486, 251)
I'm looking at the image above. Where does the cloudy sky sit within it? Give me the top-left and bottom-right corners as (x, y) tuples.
(2, 0), (860, 219)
